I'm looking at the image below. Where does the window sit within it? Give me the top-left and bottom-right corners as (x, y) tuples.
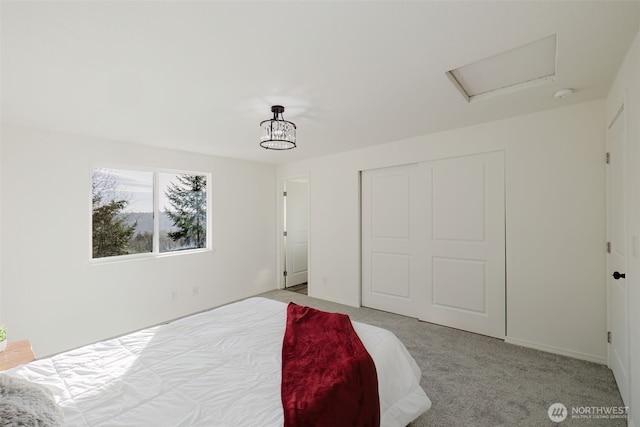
(92, 168), (209, 260)
(158, 172), (208, 253)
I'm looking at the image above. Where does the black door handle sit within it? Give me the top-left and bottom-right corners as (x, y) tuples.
(613, 271), (626, 280)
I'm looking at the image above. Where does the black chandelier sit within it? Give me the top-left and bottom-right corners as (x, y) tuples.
(260, 105), (296, 150)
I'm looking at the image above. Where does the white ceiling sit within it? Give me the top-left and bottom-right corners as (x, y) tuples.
(2, 1), (639, 164)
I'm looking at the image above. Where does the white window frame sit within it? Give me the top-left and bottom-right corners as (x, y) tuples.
(90, 165), (212, 263)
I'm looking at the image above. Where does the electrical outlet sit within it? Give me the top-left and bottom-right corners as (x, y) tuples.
(171, 290), (178, 301)
(192, 286), (199, 297)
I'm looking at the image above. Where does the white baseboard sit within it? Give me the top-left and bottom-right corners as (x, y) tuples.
(505, 337), (607, 365)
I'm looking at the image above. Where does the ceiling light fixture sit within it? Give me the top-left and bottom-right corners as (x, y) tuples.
(260, 105), (296, 150)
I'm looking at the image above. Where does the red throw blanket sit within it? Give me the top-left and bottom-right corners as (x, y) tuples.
(281, 303), (380, 427)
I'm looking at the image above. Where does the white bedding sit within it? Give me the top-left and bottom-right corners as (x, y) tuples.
(7, 297), (431, 426)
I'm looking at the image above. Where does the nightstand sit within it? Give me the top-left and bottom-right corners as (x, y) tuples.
(0, 340), (35, 371)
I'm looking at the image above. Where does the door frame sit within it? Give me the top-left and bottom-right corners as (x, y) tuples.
(277, 174), (310, 290)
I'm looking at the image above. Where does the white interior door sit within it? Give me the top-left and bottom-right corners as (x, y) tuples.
(285, 180), (308, 287)
(419, 151), (505, 338)
(607, 106), (629, 405)
(361, 164), (424, 317)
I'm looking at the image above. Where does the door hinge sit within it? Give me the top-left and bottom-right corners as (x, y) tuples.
(284, 270), (288, 277)
(607, 331), (612, 344)
(606, 152), (610, 164)
(607, 242), (611, 254)
(283, 231), (287, 237)
(283, 191), (287, 197)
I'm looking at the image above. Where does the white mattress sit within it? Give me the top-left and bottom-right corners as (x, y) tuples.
(7, 297), (431, 426)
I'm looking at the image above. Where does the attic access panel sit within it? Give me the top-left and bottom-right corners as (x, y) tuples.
(446, 34), (557, 102)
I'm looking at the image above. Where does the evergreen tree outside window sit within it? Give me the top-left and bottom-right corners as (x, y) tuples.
(92, 169), (153, 258)
(159, 173), (207, 253)
(92, 168), (209, 260)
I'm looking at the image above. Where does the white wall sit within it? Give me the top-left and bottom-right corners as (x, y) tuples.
(278, 100), (606, 363)
(0, 125), (276, 357)
(0, 128), (2, 326)
(606, 29), (640, 427)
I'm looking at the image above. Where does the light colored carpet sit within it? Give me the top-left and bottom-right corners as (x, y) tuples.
(260, 290), (625, 427)
(285, 283), (308, 295)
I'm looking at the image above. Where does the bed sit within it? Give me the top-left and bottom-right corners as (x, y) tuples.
(3, 297), (431, 426)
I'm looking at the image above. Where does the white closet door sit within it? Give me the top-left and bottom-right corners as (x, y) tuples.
(361, 151), (505, 339)
(419, 151), (505, 338)
(361, 164), (424, 318)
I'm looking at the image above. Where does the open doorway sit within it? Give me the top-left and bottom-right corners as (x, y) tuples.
(280, 177), (309, 293)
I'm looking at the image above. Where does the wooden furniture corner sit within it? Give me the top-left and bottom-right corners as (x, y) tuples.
(0, 340), (35, 371)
